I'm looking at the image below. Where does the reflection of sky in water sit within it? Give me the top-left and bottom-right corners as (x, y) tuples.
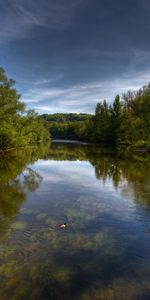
(31, 160), (128, 195)
(0, 145), (150, 300)
(35, 160), (94, 185)
(27, 160), (137, 220)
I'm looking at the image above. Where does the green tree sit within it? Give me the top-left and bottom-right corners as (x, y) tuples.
(0, 67), (50, 150)
(110, 95), (124, 145)
(94, 100), (111, 144)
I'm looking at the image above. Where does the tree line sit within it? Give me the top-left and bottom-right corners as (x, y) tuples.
(42, 85), (150, 150)
(0, 67), (50, 152)
(1, 66), (150, 151)
(40, 113), (92, 140)
(93, 86), (150, 149)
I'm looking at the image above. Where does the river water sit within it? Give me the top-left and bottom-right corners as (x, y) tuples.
(0, 142), (150, 300)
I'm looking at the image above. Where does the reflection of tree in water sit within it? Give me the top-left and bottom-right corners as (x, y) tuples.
(22, 167), (42, 192)
(0, 142), (50, 184)
(91, 152), (150, 206)
(0, 170), (42, 219)
(0, 142), (150, 300)
(0, 144), (49, 224)
(47, 143), (150, 206)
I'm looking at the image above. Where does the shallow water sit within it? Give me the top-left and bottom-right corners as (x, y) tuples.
(0, 142), (150, 300)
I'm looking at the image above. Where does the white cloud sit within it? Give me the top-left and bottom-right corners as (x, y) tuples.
(21, 69), (150, 113)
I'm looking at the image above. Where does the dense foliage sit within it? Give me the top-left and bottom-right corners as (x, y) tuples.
(42, 84), (150, 150)
(41, 113), (92, 123)
(0, 67), (50, 151)
(41, 113), (92, 140)
(93, 87), (150, 149)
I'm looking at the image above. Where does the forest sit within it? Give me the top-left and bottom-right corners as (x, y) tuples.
(42, 85), (150, 150)
(40, 113), (92, 140)
(0, 67), (50, 152)
(1, 66), (150, 152)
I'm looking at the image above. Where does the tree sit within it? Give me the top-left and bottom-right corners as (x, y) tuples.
(0, 67), (50, 150)
(110, 95), (124, 145)
(94, 100), (112, 144)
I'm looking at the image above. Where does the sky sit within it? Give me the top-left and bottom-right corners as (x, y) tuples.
(1, 0), (150, 114)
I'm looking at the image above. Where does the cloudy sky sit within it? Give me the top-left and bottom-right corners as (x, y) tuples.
(1, 0), (150, 113)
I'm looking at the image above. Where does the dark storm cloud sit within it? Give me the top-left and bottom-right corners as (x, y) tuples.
(1, 0), (150, 113)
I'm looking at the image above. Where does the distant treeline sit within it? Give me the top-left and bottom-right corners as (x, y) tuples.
(41, 84), (150, 150)
(41, 113), (92, 123)
(0, 67), (50, 152)
(40, 113), (92, 140)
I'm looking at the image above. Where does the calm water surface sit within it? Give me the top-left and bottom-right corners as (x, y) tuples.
(0, 142), (150, 300)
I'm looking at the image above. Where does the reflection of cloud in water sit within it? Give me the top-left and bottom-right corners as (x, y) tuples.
(1, 144), (150, 300)
(31, 159), (139, 225)
(34, 160), (118, 193)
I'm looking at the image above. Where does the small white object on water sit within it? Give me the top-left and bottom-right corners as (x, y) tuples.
(60, 223), (67, 229)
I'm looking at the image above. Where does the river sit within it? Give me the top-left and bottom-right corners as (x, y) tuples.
(0, 141), (150, 300)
